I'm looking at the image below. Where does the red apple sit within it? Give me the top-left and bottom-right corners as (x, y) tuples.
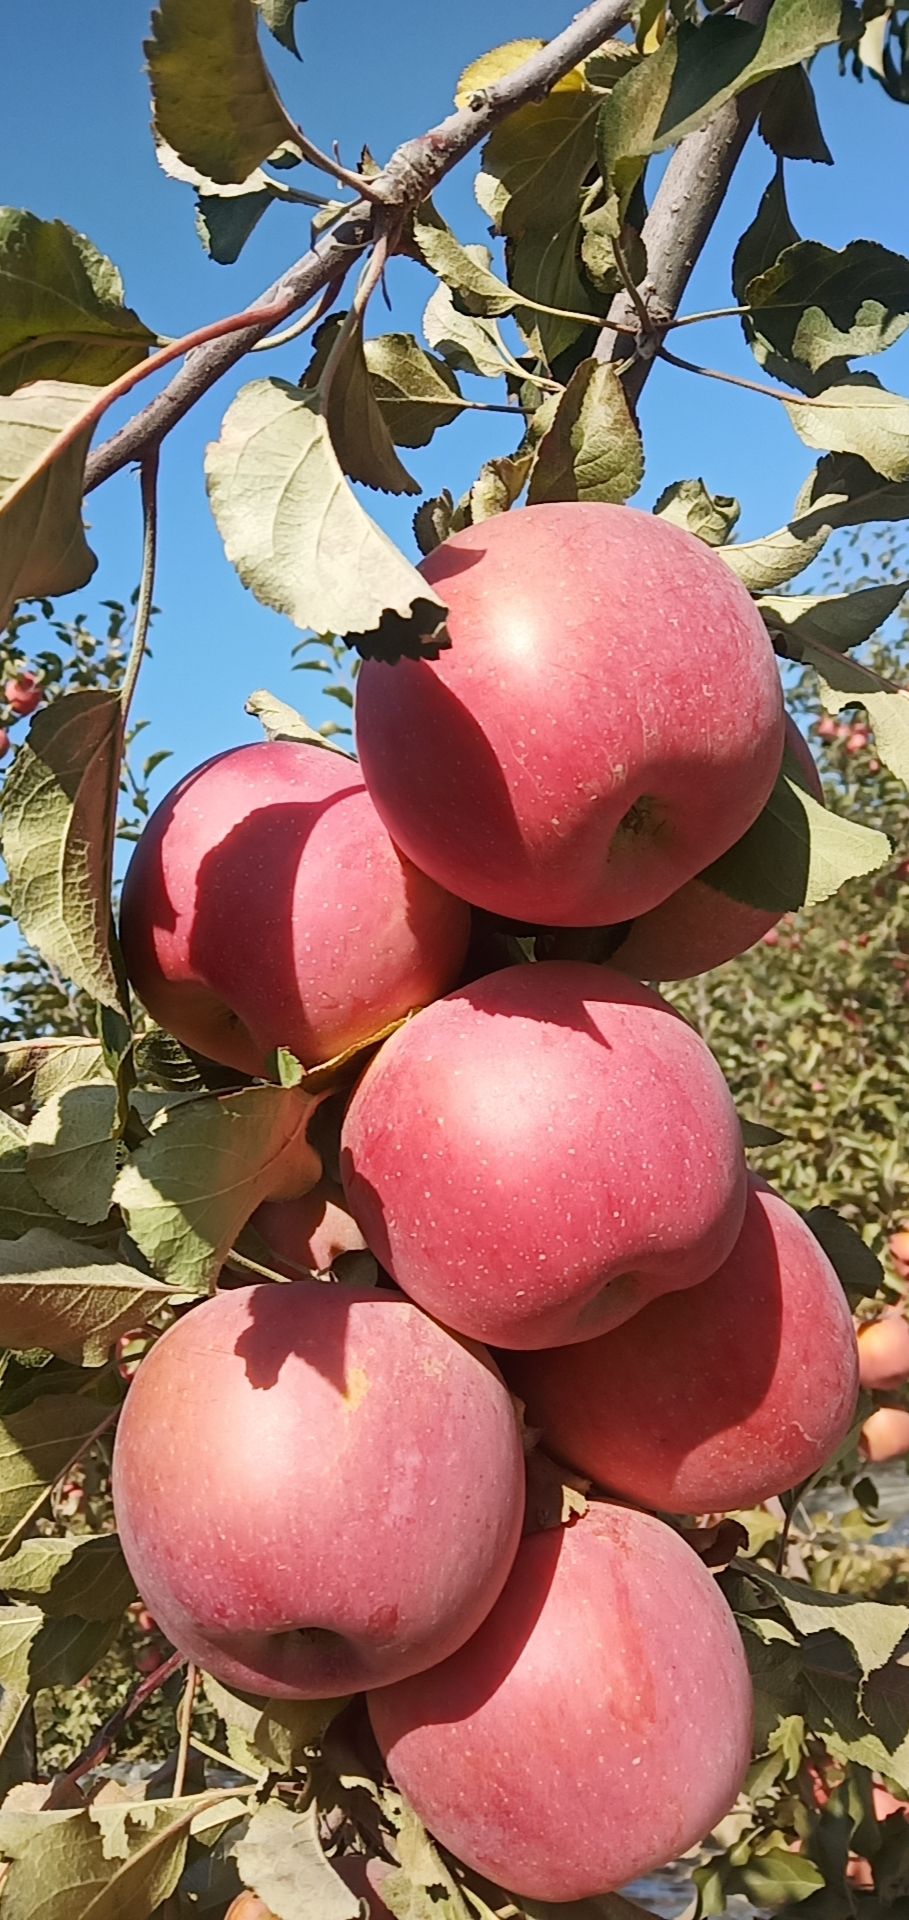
(369, 1504), (753, 1901)
(857, 1311), (909, 1392)
(610, 717), (823, 981)
(0, 728), (10, 759)
(4, 671), (42, 717)
(889, 1229), (909, 1276)
(355, 504), (784, 928)
(506, 1176), (859, 1513)
(860, 1407), (909, 1463)
(341, 960), (747, 1350)
(251, 1184), (368, 1276)
(119, 741), (470, 1077)
(225, 1899), (277, 1920)
(112, 1284), (525, 1697)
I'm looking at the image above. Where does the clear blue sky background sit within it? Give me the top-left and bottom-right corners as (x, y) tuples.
(1, 2), (908, 805)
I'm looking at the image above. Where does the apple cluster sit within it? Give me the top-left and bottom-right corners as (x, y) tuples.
(113, 504), (860, 1903)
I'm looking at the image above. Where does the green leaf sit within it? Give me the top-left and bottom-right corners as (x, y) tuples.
(422, 281), (512, 382)
(759, 578), (908, 652)
(196, 183), (277, 263)
(507, 224), (601, 365)
(652, 477), (741, 545)
(113, 1084), (322, 1290)
(0, 1231), (172, 1366)
(0, 380), (98, 629)
(796, 642), (909, 785)
(0, 1533), (135, 1619)
(0, 1395), (110, 1554)
(748, 238), (909, 376)
(27, 1086), (119, 1226)
(0, 1795), (210, 1920)
(477, 90), (601, 237)
(738, 1848), (825, 1908)
(256, 0), (305, 57)
(234, 1801), (362, 1920)
(745, 1564), (909, 1681)
(245, 687), (353, 753)
(757, 63), (833, 163)
(0, 1604), (118, 1696)
(803, 1207), (884, 1305)
(527, 360), (643, 505)
(599, 0), (843, 212)
(205, 379), (448, 660)
(204, 1673), (344, 1774)
(785, 376), (909, 481)
(703, 753), (891, 914)
(146, 0), (299, 186)
(31, 1041), (112, 1108)
(470, 452), (534, 522)
(314, 316), (420, 496)
(364, 334), (465, 449)
(0, 210), (153, 395)
(0, 691), (127, 1013)
(412, 492), (460, 557)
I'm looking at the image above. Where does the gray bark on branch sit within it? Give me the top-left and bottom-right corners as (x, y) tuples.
(84, 0), (632, 494)
(597, 0), (775, 403)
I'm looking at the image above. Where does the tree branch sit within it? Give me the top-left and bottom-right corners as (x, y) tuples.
(595, 0), (775, 401)
(84, 0), (631, 493)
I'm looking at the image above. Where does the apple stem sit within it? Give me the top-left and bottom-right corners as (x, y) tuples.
(64, 1647), (186, 1784)
(120, 450), (159, 729)
(172, 1662), (198, 1799)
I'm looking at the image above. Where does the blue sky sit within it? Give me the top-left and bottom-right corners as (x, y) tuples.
(1, 1), (908, 802)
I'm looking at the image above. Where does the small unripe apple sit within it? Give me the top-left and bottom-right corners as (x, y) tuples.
(5, 671), (42, 717)
(857, 1311), (909, 1392)
(119, 741), (471, 1077)
(506, 1176), (859, 1513)
(112, 1283), (525, 1697)
(860, 1407), (909, 1463)
(355, 503), (784, 928)
(369, 1504), (753, 1901)
(341, 960), (747, 1349)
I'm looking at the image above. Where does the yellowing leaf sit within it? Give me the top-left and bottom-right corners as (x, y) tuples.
(454, 40), (584, 108)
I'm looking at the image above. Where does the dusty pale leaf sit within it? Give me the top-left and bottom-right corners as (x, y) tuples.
(759, 578), (908, 653)
(204, 1673), (345, 1775)
(527, 360), (643, 505)
(652, 478), (740, 545)
(507, 222), (603, 365)
(146, 0), (299, 185)
(0, 210), (153, 394)
(256, 0), (306, 57)
(746, 1563), (909, 1682)
(315, 316), (419, 495)
(0, 1604), (118, 1699)
(785, 377), (909, 480)
(0, 1231), (172, 1366)
(205, 380), (447, 658)
(0, 1794), (207, 1920)
(0, 1533), (135, 1619)
(796, 642), (909, 786)
(234, 1800), (362, 1920)
(114, 1084), (322, 1290)
(364, 335), (465, 449)
(27, 1086), (120, 1226)
(0, 1110), (97, 1244)
(478, 90), (601, 236)
(0, 1394), (110, 1553)
(470, 452), (533, 522)
(717, 522), (830, 592)
(0, 691), (126, 1012)
(0, 380), (98, 629)
(412, 207), (516, 316)
(422, 282), (512, 382)
(245, 689), (352, 753)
